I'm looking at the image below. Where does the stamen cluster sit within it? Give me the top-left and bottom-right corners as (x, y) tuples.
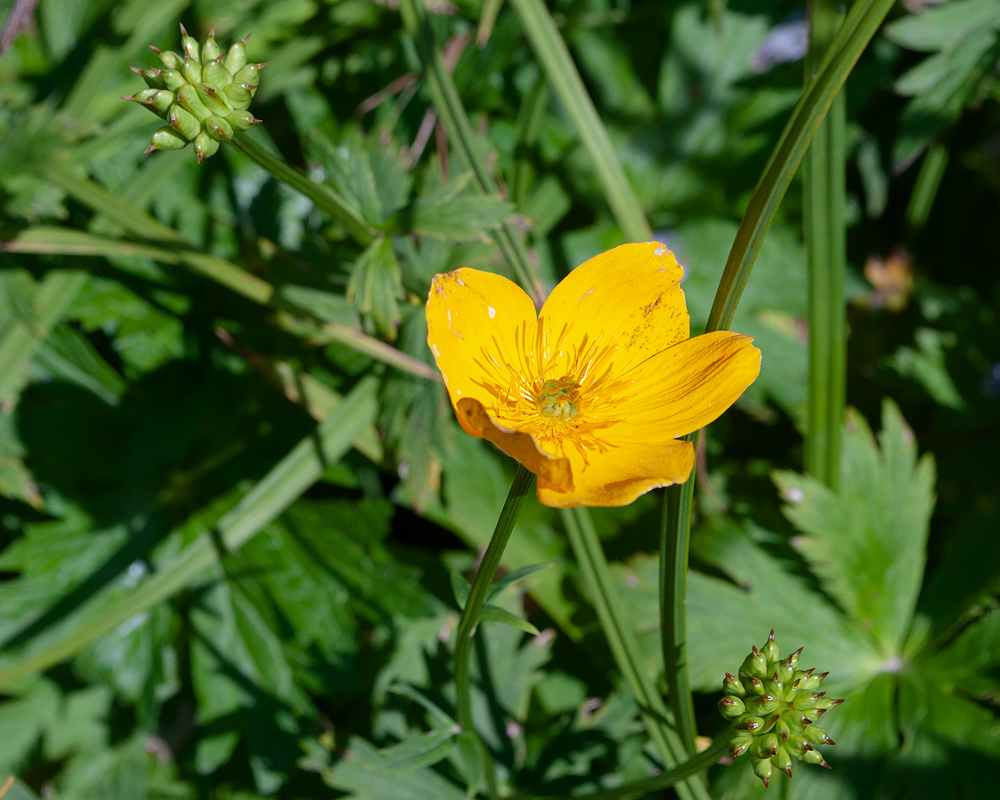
(718, 630), (843, 788)
(126, 25), (265, 162)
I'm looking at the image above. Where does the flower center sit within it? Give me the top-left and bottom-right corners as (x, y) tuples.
(535, 376), (581, 421)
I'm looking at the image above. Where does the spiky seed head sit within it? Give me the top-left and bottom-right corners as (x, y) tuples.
(717, 632), (843, 788)
(128, 24), (264, 161)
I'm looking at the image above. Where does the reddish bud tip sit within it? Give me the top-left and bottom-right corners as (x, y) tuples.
(149, 45), (161, 54)
(257, 61), (270, 68)
(251, 117), (262, 124)
(129, 66), (142, 74)
(242, 32), (252, 44)
(769, 629), (775, 641)
(821, 760), (831, 769)
(752, 645), (761, 657)
(179, 23), (188, 35)
(792, 679), (801, 690)
(762, 777), (770, 789)
(792, 647), (803, 658)
(785, 764), (793, 777)
(209, 24), (215, 35)
(143, 144), (155, 154)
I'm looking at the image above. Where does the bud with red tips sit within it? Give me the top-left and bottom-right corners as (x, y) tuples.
(717, 631), (843, 788)
(128, 24), (265, 161)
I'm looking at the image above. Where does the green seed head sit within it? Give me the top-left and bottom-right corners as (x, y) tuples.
(129, 24), (264, 162)
(718, 631), (842, 788)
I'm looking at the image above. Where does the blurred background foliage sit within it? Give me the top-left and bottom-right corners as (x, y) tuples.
(0, 0), (998, 798)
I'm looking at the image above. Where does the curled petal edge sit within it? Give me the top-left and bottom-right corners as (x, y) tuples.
(457, 397), (573, 490)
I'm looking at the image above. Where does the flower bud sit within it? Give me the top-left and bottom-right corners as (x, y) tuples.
(201, 27), (222, 61)
(718, 632), (840, 783)
(719, 696), (746, 719)
(744, 693), (779, 717)
(752, 756), (773, 788)
(129, 27), (264, 161)
(723, 672), (745, 697)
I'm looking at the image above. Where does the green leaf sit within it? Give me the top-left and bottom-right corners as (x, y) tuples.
(922, 608), (1000, 688)
(450, 570), (472, 609)
(325, 736), (469, 800)
(0, 376), (379, 689)
(773, 400), (936, 655)
(483, 562), (555, 606)
(683, 521), (881, 691)
(884, 0), (1000, 52)
(0, 269), (88, 403)
(399, 189), (517, 242)
(477, 603), (540, 636)
(347, 237), (405, 339)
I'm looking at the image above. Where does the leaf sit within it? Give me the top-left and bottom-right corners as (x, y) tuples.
(450, 570), (472, 609)
(325, 736), (469, 800)
(773, 400), (936, 655)
(484, 562), (556, 606)
(477, 604), (540, 636)
(400, 191), (517, 242)
(883, 0), (1000, 52)
(683, 520), (881, 691)
(347, 237), (405, 339)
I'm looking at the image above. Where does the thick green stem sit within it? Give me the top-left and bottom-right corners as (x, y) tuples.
(227, 133), (377, 246)
(660, 431), (700, 757)
(562, 508), (710, 800)
(454, 464), (534, 798)
(804, 0), (847, 488)
(531, 734), (728, 800)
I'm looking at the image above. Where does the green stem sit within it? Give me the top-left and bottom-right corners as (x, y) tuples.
(511, 75), (549, 210)
(398, 0), (545, 304)
(660, 432), (699, 756)
(705, 0), (895, 335)
(562, 508), (710, 800)
(454, 464), (535, 798)
(508, 0), (652, 243)
(531, 734), (728, 800)
(227, 133), (377, 246)
(804, 0), (847, 488)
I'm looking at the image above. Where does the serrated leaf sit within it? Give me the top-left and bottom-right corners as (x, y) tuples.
(483, 561), (555, 605)
(477, 603), (540, 636)
(682, 520), (881, 691)
(773, 400), (935, 655)
(450, 570), (472, 609)
(325, 736), (469, 800)
(373, 726), (461, 771)
(884, 0), (1000, 52)
(347, 237), (404, 339)
(399, 190), (517, 242)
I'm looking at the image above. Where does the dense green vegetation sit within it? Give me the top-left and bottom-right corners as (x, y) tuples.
(1, 0), (998, 798)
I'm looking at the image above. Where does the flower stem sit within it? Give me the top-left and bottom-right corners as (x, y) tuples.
(528, 734), (728, 800)
(804, 0), (847, 490)
(227, 133), (377, 246)
(454, 463), (534, 798)
(562, 507), (710, 800)
(660, 431), (700, 757)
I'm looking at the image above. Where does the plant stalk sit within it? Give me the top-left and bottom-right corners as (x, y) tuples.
(804, 0), (847, 488)
(453, 464), (534, 798)
(660, 431), (700, 757)
(562, 507), (710, 800)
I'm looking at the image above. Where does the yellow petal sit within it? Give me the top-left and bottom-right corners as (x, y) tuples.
(537, 438), (695, 507)
(457, 397), (573, 489)
(426, 268), (538, 438)
(614, 331), (761, 439)
(539, 242), (689, 377)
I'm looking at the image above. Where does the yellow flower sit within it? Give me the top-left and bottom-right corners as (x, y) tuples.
(426, 243), (761, 507)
